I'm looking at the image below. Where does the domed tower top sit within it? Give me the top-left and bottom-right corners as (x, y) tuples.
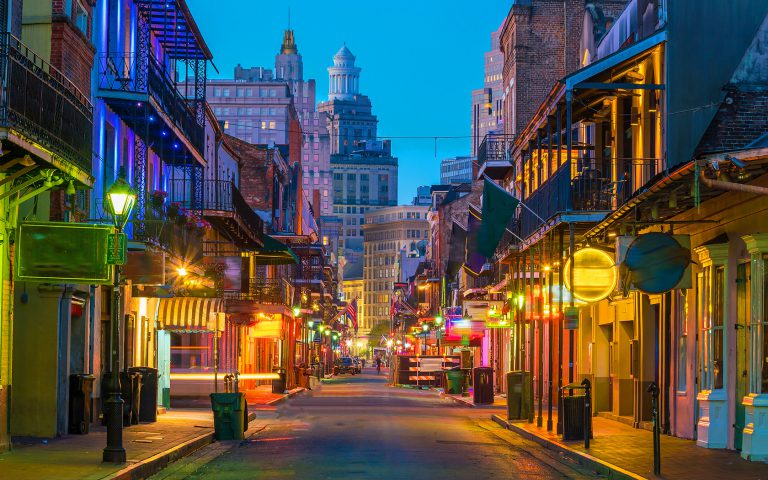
(328, 43), (361, 100)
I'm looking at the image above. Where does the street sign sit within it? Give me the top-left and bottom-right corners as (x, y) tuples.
(107, 232), (127, 265)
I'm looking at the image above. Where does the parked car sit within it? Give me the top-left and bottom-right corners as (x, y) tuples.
(338, 357), (357, 375)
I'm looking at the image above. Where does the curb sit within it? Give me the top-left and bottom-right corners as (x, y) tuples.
(104, 412), (258, 480)
(439, 392), (474, 407)
(265, 387), (308, 406)
(491, 414), (645, 480)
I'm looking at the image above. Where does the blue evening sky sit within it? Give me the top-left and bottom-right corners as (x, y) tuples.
(187, 0), (509, 204)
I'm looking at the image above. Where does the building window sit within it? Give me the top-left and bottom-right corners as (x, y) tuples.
(223, 89), (230, 97)
(74, 0), (88, 35)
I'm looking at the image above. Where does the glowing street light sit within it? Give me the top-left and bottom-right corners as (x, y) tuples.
(434, 315), (444, 326)
(293, 307), (301, 317)
(386, 339), (394, 347)
(176, 267), (188, 277)
(103, 167), (136, 464)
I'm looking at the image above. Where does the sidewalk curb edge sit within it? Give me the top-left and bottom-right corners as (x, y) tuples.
(491, 414), (646, 480)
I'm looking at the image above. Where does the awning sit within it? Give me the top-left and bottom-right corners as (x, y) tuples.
(157, 297), (224, 331)
(252, 234), (299, 265)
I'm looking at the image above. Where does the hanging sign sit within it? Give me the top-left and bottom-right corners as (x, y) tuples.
(563, 247), (617, 303)
(620, 233), (692, 295)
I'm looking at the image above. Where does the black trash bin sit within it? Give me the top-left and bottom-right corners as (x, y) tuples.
(473, 367), (494, 404)
(506, 371), (531, 420)
(121, 371), (142, 425)
(272, 368), (286, 394)
(69, 374), (95, 434)
(128, 367), (158, 423)
(561, 384), (592, 441)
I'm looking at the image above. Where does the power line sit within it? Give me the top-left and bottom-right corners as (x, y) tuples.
(219, 120), (471, 140)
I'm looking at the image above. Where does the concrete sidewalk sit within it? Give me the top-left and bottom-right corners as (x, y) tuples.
(244, 385), (306, 407)
(0, 409), (219, 480)
(492, 412), (768, 479)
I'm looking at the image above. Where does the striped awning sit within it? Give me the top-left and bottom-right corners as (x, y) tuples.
(157, 297), (225, 331)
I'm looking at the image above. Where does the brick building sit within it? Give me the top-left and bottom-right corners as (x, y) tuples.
(499, 0), (627, 136)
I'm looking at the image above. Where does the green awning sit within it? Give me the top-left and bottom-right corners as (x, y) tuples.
(252, 234), (299, 265)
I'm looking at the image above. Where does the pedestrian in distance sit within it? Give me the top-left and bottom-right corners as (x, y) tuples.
(375, 355), (382, 374)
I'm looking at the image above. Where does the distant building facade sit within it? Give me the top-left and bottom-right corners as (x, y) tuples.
(440, 155), (474, 184)
(362, 205), (429, 336)
(412, 185), (432, 206)
(471, 26), (503, 156)
(206, 30), (332, 216)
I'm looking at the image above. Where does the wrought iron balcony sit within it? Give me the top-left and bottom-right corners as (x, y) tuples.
(231, 278), (291, 306)
(0, 34), (92, 179)
(97, 52), (204, 163)
(168, 179), (264, 250)
(477, 133), (515, 180)
(132, 195), (204, 262)
(518, 153), (661, 242)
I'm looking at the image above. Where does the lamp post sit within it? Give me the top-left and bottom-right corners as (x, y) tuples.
(103, 167), (136, 464)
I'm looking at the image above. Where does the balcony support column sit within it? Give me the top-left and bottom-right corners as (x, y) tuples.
(134, 134), (147, 236)
(565, 89), (573, 212)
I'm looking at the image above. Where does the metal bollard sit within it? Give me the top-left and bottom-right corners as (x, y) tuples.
(581, 378), (591, 449)
(648, 382), (661, 475)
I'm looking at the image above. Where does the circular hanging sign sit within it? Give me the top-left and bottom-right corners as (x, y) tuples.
(563, 247), (618, 303)
(622, 233), (690, 294)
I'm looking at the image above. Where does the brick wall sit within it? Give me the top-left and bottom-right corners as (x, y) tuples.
(501, 0), (628, 136)
(50, 0), (95, 97)
(226, 135), (277, 227)
(695, 87), (768, 154)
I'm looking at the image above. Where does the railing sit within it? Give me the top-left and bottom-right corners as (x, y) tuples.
(244, 278), (291, 306)
(0, 34), (92, 173)
(477, 133), (515, 169)
(131, 194), (203, 261)
(595, 0), (662, 60)
(519, 156), (658, 240)
(200, 180), (264, 237)
(98, 52), (203, 154)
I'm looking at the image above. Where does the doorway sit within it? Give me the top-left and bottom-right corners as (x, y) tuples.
(735, 262), (749, 450)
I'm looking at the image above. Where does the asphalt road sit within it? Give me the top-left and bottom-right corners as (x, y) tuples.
(155, 368), (595, 480)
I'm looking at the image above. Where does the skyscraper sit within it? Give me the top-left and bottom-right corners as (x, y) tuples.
(207, 30), (332, 216)
(470, 26), (504, 157)
(440, 155), (474, 184)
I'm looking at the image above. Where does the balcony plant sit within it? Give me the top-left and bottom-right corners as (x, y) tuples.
(167, 202), (180, 220)
(151, 190), (167, 209)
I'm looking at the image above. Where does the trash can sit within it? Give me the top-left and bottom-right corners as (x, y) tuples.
(506, 371), (531, 420)
(121, 371), (142, 426)
(210, 392), (246, 440)
(128, 367), (158, 423)
(445, 369), (464, 394)
(68, 374), (95, 434)
(561, 384), (592, 441)
(272, 367), (286, 394)
(473, 367), (494, 404)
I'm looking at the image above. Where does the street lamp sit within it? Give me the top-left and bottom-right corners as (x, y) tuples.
(103, 167), (136, 464)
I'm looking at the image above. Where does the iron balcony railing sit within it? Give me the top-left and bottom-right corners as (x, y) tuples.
(519, 156), (658, 240)
(0, 34), (92, 174)
(200, 180), (264, 237)
(477, 133), (515, 169)
(98, 52), (203, 154)
(168, 179), (264, 240)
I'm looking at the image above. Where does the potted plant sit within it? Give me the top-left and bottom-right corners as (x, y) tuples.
(176, 207), (188, 225)
(151, 190), (167, 209)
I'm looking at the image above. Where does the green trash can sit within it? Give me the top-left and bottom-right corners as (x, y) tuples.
(445, 369), (464, 394)
(210, 392), (246, 440)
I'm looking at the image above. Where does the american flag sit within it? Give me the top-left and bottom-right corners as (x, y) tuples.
(346, 298), (358, 333)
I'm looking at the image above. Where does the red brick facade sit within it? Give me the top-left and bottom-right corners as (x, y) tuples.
(50, 0), (96, 97)
(500, 0), (627, 136)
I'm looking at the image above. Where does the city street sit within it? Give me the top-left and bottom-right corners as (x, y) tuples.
(155, 369), (592, 480)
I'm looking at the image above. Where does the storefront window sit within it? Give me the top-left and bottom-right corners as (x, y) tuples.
(713, 266), (725, 390)
(762, 254), (768, 393)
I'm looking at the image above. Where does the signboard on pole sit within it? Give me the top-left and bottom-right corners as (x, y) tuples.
(106, 233), (127, 265)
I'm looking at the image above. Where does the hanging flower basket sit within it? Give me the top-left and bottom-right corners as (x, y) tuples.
(167, 202), (180, 219)
(151, 190), (167, 209)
